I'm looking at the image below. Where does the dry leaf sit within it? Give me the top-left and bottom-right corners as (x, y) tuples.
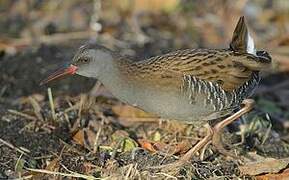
(72, 130), (85, 146)
(138, 139), (157, 152)
(45, 158), (60, 171)
(138, 139), (191, 155)
(112, 105), (154, 118)
(173, 140), (191, 154)
(32, 158), (60, 179)
(72, 118), (103, 151)
(240, 153), (289, 176)
(256, 168), (289, 180)
(112, 105), (159, 126)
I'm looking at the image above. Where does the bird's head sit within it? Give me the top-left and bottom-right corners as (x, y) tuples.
(40, 43), (114, 85)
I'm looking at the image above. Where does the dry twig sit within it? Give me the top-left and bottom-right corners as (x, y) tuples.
(28, 96), (44, 121)
(0, 138), (30, 156)
(8, 109), (37, 121)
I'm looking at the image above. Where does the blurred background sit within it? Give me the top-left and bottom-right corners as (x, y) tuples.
(1, 0), (289, 179)
(1, 0), (289, 90)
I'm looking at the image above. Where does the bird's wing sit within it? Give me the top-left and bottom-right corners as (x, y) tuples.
(128, 49), (270, 92)
(157, 49), (254, 92)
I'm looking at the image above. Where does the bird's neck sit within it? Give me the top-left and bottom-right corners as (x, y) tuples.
(97, 53), (135, 98)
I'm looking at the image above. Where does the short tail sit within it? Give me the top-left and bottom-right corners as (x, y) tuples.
(230, 16), (272, 71)
(230, 16), (256, 55)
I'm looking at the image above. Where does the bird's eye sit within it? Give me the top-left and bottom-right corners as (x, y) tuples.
(79, 57), (90, 63)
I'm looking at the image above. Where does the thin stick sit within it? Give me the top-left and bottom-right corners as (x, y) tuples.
(64, 103), (80, 113)
(71, 95), (86, 132)
(155, 172), (177, 179)
(63, 112), (71, 129)
(48, 88), (56, 121)
(13, 175), (33, 180)
(8, 109), (37, 121)
(15, 153), (24, 172)
(125, 164), (134, 180)
(25, 167), (100, 180)
(28, 96), (44, 121)
(0, 138), (30, 156)
(93, 123), (102, 153)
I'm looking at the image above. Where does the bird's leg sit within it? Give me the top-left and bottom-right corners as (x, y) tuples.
(148, 123), (213, 170)
(147, 99), (254, 170)
(212, 99), (255, 157)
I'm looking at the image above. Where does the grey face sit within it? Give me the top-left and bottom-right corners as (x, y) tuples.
(72, 45), (114, 78)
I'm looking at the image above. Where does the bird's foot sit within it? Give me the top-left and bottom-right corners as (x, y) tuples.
(147, 124), (213, 171)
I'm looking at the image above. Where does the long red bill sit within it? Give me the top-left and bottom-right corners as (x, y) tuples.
(40, 64), (78, 85)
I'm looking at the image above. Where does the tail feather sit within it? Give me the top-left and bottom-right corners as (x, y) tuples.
(230, 16), (256, 55)
(246, 32), (256, 55)
(230, 16), (272, 71)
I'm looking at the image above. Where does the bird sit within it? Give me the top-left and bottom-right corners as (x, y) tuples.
(40, 16), (272, 169)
